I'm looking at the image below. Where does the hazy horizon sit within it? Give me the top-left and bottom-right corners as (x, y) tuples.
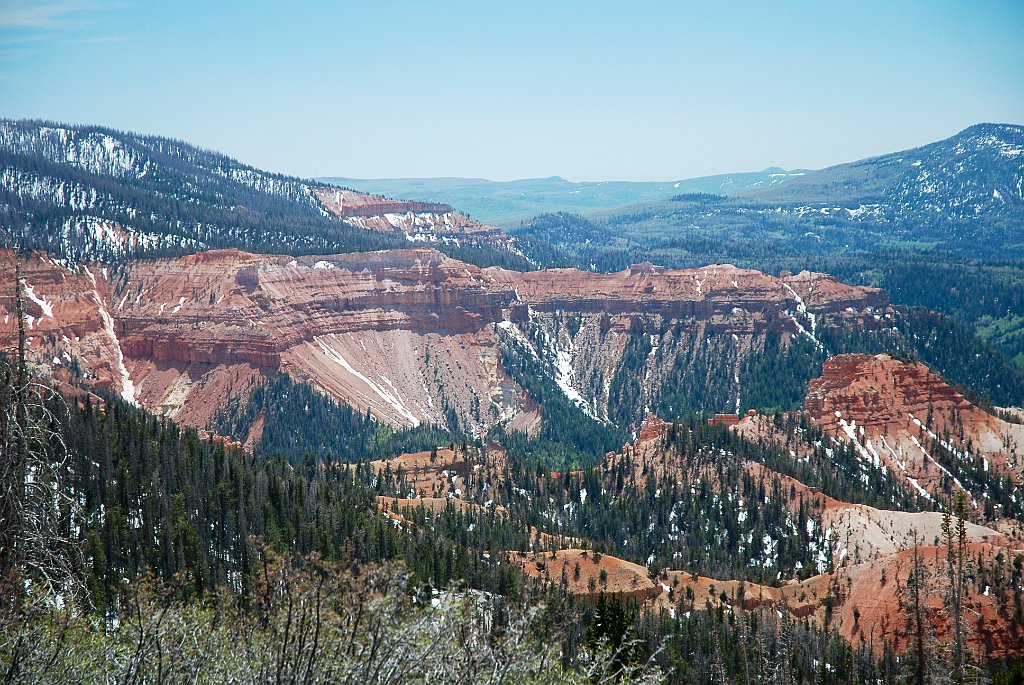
(2, 1), (1022, 182)
(323, 167), (809, 184)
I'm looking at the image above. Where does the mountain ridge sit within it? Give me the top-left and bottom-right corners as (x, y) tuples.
(326, 123), (1023, 226)
(0, 247), (885, 439)
(0, 118), (522, 265)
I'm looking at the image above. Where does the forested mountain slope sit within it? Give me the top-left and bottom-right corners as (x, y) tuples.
(742, 124), (1024, 224)
(0, 119), (523, 267)
(514, 124), (1024, 260)
(14, 354), (1023, 681)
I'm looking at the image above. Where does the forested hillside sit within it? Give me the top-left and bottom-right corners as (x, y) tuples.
(0, 120), (407, 261)
(4, 359), (1022, 682)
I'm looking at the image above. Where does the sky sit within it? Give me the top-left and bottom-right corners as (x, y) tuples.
(1, 1), (1022, 182)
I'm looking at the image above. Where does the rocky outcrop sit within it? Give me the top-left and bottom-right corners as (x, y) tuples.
(1, 248), (888, 434)
(805, 354), (1024, 506)
(509, 548), (657, 602)
(647, 542), (1024, 657)
(341, 202), (454, 219)
(313, 187), (505, 239)
(601, 413), (1024, 657)
(806, 354), (971, 434)
(492, 264), (887, 334)
(313, 187), (451, 217)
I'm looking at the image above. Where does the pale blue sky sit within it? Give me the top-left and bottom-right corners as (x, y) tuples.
(1, 1), (1022, 181)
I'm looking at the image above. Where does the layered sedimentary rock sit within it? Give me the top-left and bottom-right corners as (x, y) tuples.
(494, 262), (887, 331)
(313, 187), (506, 240)
(806, 354), (974, 435)
(1, 248), (886, 435)
(805, 354), (1024, 504)
(590, 416), (1023, 656)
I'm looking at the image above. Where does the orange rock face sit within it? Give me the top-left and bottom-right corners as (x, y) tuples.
(645, 542), (1024, 658)
(490, 263), (887, 334)
(509, 548), (657, 602)
(0, 254), (129, 399)
(1, 249), (887, 435)
(314, 187), (453, 219)
(313, 187), (505, 239)
(591, 409), (1024, 657)
(806, 354), (1024, 506)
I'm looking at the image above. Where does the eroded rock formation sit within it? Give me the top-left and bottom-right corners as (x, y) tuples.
(805, 354), (1024, 505)
(1, 249), (886, 437)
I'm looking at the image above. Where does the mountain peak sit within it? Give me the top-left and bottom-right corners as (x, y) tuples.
(957, 122), (1024, 136)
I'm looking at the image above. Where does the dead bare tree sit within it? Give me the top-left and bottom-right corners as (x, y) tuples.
(906, 528), (929, 685)
(0, 249), (80, 614)
(2, 543), (667, 684)
(943, 494), (968, 684)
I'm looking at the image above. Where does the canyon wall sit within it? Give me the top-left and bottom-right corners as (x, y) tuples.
(1, 248), (887, 436)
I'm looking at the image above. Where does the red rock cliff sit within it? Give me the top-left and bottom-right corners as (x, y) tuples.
(0, 249), (892, 433)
